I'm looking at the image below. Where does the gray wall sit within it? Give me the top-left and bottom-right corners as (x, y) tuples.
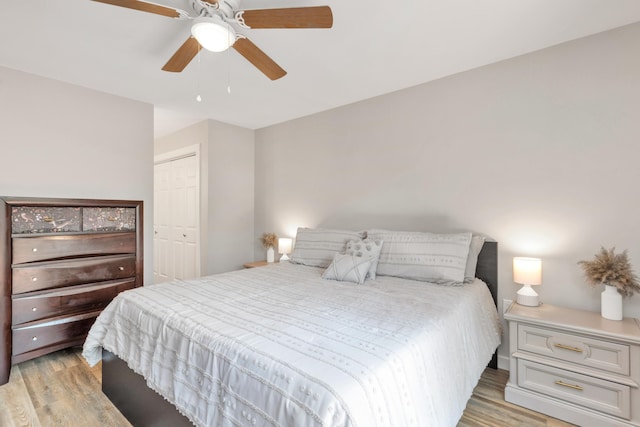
(0, 66), (154, 283)
(255, 23), (640, 365)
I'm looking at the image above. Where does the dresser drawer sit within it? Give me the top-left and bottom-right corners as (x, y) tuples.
(518, 324), (630, 375)
(12, 255), (136, 294)
(12, 279), (135, 325)
(83, 207), (136, 232)
(12, 232), (136, 264)
(11, 206), (81, 234)
(12, 311), (101, 357)
(517, 359), (631, 419)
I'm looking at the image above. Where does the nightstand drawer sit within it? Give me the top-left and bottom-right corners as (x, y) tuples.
(517, 359), (631, 419)
(518, 324), (630, 375)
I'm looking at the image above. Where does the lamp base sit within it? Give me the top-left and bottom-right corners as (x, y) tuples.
(279, 254), (290, 262)
(516, 284), (540, 307)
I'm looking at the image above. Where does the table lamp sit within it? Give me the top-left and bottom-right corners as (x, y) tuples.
(278, 238), (292, 262)
(513, 257), (542, 306)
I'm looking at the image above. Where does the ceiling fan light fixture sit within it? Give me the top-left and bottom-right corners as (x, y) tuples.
(191, 17), (236, 52)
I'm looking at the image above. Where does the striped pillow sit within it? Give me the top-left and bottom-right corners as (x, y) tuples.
(464, 235), (486, 283)
(322, 253), (372, 285)
(291, 227), (365, 268)
(366, 229), (472, 285)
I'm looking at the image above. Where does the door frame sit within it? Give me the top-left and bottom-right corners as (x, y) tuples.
(154, 144), (201, 281)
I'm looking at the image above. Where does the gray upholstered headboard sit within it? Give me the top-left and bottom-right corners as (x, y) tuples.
(475, 240), (498, 305)
(474, 240), (498, 368)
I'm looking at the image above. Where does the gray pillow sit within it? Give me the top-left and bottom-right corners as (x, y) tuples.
(366, 229), (472, 285)
(322, 253), (372, 285)
(345, 238), (383, 280)
(464, 235), (486, 283)
(291, 227), (365, 268)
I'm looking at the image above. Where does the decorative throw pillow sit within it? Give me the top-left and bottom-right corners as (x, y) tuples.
(345, 239), (383, 280)
(366, 229), (472, 285)
(322, 253), (372, 285)
(291, 227), (365, 268)
(464, 235), (486, 283)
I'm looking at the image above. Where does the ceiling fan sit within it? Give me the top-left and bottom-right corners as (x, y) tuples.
(93, 0), (333, 80)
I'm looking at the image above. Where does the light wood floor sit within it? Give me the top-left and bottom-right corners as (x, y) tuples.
(0, 348), (575, 426)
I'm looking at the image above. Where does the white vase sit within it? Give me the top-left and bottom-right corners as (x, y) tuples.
(601, 284), (623, 320)
(267, 247), (275, 263)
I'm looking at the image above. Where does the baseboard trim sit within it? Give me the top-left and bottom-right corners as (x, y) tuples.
(498, 354), (510, 370)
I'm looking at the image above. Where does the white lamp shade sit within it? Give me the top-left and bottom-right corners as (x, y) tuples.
(513, 257), (542, 306)
(278, 238), (292, 254)
(513, 257), (542, 285)
(191, 17), (236, 52)
(278, 238), (292, 261)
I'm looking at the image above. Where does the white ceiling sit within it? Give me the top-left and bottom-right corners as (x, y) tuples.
(1, 1), (640, 137)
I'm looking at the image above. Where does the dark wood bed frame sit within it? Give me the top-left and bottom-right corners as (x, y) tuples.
(102, 241), (498, 426)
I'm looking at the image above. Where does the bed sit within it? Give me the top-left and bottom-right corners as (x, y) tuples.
(83, 231), (500, 427)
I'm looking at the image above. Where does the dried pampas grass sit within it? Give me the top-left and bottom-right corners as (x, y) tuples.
(261, 232), (278, 249)
(579, 247), (640, 297)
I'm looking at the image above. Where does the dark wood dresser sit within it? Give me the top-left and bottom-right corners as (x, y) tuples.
(0, 197), (143, 385)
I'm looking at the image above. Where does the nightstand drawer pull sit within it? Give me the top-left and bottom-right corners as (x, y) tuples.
(554, 380), (583, 391)
(554, 343), (582, 353)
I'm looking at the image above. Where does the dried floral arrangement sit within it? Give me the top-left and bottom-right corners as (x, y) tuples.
(261, 232), (278, 249)
(578, 247), (640, 297)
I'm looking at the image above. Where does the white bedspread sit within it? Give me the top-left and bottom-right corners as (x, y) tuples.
(83, 262), (501, 427)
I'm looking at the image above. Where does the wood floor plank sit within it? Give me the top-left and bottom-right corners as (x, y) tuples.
(0, 349), (576, 427)
(458, 368), (576, 427)
(1, 349), (130, 427)
(0, 364), (41, 427)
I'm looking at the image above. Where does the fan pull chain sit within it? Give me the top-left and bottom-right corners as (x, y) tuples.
(227, 33), (232, 94)
(196, 48), (203, 102)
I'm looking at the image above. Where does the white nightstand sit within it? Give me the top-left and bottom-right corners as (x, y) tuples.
(504, 302), (640, 427)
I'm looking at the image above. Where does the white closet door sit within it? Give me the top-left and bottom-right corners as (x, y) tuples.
(170, 155), (198, 280)
(154, 154), (199, 283)
(154, 161), (171, 283)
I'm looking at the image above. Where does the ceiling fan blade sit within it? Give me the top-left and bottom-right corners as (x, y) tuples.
(162, 37), (202, 72)
(92, 0), (182, 18)
(232, 38), (286, 80)
(239, 6), (333, 29)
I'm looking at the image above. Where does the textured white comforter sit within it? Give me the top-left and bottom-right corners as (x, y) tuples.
(83, 262), (501, 427)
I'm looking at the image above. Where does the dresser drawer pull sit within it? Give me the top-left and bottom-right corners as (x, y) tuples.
(32, 336), (38, 342)
(554, 343), (583, 353)
(119, 266), (125, 271)
(42, 217), (54, 222)
(32, 247), (38, 252)
(554, 380), (583, 391)
(31, 307), (37, 312)
(107, 216), (118, 221)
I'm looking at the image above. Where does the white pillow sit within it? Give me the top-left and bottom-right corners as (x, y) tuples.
(291, 227), (365, 268)
(464, 235), (486, 283)
(345, 239), (383, 279)
(322, 253), (372, 285)
(366, 229), (472, 285)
